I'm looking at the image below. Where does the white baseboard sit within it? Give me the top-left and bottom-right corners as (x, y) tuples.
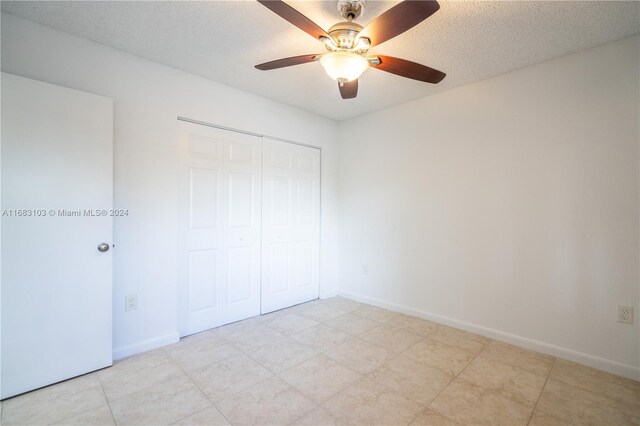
(339, 290), (640, 381)
(113, 332), (180, 361)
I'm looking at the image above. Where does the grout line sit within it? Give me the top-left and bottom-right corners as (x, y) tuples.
(169, 405), (213, 425)
(169, 352), (235, 426)
(96, 373), (118, 426)
(419, 338), (493, 423)
(245, 308), (381, 418)
(526, 357), (557, 425)
(218, 331), (323, 423)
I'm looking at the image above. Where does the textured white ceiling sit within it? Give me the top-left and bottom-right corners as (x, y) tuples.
(2, 1), (639, 120)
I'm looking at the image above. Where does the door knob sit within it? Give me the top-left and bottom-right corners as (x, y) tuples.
(97, 243), (110, 252)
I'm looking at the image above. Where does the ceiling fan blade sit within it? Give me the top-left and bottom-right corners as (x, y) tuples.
(257, 0), (330, 41)
(339, 80), (358, 99)
(370, 55), (445, 84)
(358, 1), (440, 47)
(255, 54), (320, 70)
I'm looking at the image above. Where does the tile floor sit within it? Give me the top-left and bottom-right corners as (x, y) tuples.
(2, 297), (638, 425)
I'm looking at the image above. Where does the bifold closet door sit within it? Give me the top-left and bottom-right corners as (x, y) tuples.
(261, 138), (320, 314)
(178, 122), (262, 336)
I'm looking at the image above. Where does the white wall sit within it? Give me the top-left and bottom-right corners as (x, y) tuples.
(337, 35), (640, 379)
(1, 13), (340, 359)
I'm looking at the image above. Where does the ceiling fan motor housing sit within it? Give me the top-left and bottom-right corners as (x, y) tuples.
(328, 21), (365, 50)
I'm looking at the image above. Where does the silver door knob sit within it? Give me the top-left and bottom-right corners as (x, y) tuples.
(97, 243), (110, 252)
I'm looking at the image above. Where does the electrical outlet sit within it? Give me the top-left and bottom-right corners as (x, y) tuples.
(617, 305), (633, 324)
(125, 295), (137, 312)
(361, 264), (367, 274)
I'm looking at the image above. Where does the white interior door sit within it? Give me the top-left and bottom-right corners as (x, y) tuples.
(261, 138), (320, 313)
(178, 121), (262, 336)
(1, 73), (113, 399)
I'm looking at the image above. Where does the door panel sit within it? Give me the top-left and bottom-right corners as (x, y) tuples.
(269, 243), (290, 293)
(271, 177), (290, 225)
(228, 173), (254, 228)
(261, 138), (320, 313)
(190, 134), (221, 159)
(227, 247), (252, 302)
(188, 250), (218, 312)
(296, 241), (314, 287)
(189, 168), (219, 229)
(1, 73), (113, 399)
(179, 122), (261, 336)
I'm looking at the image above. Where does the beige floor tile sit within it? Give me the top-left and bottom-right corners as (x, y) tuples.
(254, 308), (289, 323)
(1, 373), (107, 425)
(528, 409), (575, 426)
(536, 379), (639, 425)
(404, 337), (477, 376)
(291, 407), (343, 425)
(288, 300), (322, 311)
(54, 404), (115, 425)
(323, 378), (424, 425)
(295, 302), (348, 322)
(353, 304), (401, 323)
(110, 375), (210, 425)
(428, 325), (489, 355)
(172, 406), (230, 425)
(319, 296), (363, 313)
(549, 359), (639, 411)
(386, 314), (439, 337)
(99, 350), (184, 402)
(369, 354), (454, 405)
(189, 353), (273, 402)
(280, 354), (362, 403)
(179, 328), (224, 342)
(217, 377), (316, 425)
(209, 317), (266, 339)
(244, 336), (317, 373)
(325, 313), (382, 336)
(429, 378), (533, 426)
(290, 324), (352, 352)
(410, 407), (459, 426)
(262, 313), (320, 335)
(477, 341), (555, 378)
(457, 356), (546, 406)
(223, 323), (288, 352)
(273, 305), (304, 318)
(324, 338), (392, 374)
(360, 325), (423, 353)
(165, 335), (240, 373)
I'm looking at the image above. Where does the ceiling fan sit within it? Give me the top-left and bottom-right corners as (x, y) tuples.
(255, 0), (445, 99)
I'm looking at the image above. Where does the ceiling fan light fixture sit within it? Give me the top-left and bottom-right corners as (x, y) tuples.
(320, 51), (369, 84)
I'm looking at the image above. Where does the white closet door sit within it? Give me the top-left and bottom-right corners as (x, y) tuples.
(261, 138), (320, 313)
(178, 122), (262, 336)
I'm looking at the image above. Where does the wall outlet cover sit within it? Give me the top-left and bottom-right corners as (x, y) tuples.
(126, 294), (137, 312)
(617, 305), (633, 324)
